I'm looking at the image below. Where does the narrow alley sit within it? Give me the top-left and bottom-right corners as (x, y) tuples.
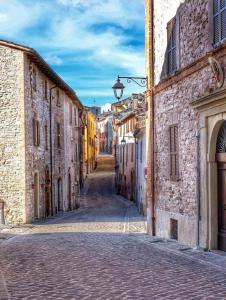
(0, 156), (226, 300)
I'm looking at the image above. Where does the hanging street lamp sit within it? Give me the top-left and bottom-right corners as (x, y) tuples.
(112, 75), (148, 101)
(112, 77), (125, 100)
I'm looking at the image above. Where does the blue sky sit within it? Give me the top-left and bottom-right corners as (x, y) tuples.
(0, 0), (145, 108)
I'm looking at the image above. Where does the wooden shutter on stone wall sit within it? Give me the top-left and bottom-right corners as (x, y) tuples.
(169, 125), (179, 180)
(33, 119), (40, 147)
(167, 17), (177, 75)
(213, 0), (226, 45)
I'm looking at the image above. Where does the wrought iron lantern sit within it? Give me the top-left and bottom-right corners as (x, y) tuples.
(121, 137), (126, 147)
(112, 77), (125, 100)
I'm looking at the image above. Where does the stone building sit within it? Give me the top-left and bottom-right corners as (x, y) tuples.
(112, 94), (145, 203)
(134, 101), (146, 215)
(97, 112), (113, 154)
(0, 40), (83, 225)
(145, 0), (226, 251)
(83, 109), (97, 175)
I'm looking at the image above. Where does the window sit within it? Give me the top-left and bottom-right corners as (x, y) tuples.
(56, 90), (60, 107)
(33, 118), (40, 146)
(169, 125), (179, 180)
(213, 0), (226, 45)
(69, 104), (72, 125)
(126, 144), (128, 165)
(75, 143), (78, 160)
(57, 123), (61, 148)
(32, 68), (37, 91)
(74, 108), (77, 126)
(45, 125), (48, 150)
(167, 18), (177, 75)
(44, 80), (48, 100)
(131, 144), (134, 162)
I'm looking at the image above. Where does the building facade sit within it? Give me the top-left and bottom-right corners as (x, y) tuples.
(112, 94), (145, 203)
(0, 40), (83, 225)
(97, 112), (113, 154)
(84, 110), (97, 174)
(145, 0), (226, 251)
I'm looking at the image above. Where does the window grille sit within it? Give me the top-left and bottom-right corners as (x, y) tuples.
(167, 18), (177, 74)
(169, 125), (179, 180)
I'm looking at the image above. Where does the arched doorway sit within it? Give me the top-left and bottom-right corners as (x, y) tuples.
(45, 166), (51, 217)
(57, 178), (63, 212)
(34, 172), (39, 219)
(68, 172), (72, 211)
(216, 121), (226, 251)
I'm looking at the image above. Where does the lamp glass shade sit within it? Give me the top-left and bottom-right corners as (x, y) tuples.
(112, 78), (125, 100)
(121, 137), (126, 147)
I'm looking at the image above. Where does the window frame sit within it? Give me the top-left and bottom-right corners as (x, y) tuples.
(212, 0), (226, 46)
(167, 17), (177, 75)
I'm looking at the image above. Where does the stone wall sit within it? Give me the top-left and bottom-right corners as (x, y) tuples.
(153, 0), (211, 85)
(152, 0), (220, 245)
(0, 46), (25, 224)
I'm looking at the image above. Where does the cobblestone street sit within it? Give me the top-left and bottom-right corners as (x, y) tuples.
(0, 156), (226, 299)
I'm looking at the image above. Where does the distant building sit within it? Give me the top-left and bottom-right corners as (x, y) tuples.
(86, 106), (101, 117)
(83, 109), (97, 175)
(112, 94), (145, 204)
(97, 112), (113, 154)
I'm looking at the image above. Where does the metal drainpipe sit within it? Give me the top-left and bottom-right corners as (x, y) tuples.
(49, 86), (57, 216)
(145, 0), (155, 235)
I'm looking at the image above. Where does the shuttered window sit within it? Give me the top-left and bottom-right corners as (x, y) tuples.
(167, 18), (177, 75)
(45, 125), (48, 150)
(56, 90), (60, 107)
(169, 125), (179, 180)
(33, 119), (40, 147)
(44, 80), (48, 100)
(57, 123), (61, 148)
(32, 69), (37, 91)
(213, 0), (226, 45)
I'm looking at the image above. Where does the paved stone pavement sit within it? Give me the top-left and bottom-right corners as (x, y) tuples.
(0, 155), (226, 300)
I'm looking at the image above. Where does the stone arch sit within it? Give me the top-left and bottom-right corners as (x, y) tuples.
(207, 117), (226, 249)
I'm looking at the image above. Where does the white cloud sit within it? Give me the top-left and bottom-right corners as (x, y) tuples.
(0, 0), (144, 102)
(44, 54), (63, 66)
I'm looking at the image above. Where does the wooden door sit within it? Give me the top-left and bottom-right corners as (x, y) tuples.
(45, 168), (51, 217)
(68, 173), (72, 211)
(57, 178), (62, 212)
(218, 162), (226, 251)
(34, 173), (39, 219)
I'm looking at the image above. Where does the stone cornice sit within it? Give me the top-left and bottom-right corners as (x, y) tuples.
(191, 87), (226, 110)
